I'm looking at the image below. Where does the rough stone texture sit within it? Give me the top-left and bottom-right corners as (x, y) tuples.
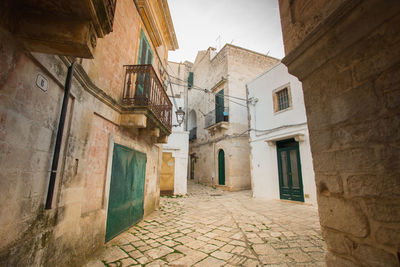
(0, 0), (176, 265)
(353, 244), (399, 267)
(279, 0), (400, 266)
(85, 182), (326, 266)
(375, 227), (400, 248)
(188, 44), (279, 191)
(318, 196), (369, 237)
(325, 252), (358, 267)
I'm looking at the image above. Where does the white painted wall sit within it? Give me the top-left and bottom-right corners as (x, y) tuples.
(164, 61), (190, 195)
(163, 131), (189, 195)
(247, 63), (317, 205)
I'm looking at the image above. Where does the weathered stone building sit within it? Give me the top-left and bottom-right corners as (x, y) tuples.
(278, 0), (400, 266)
(0, 0), (178, 265)
(187, 44), (279, 191)
(160, 61), (191, 196)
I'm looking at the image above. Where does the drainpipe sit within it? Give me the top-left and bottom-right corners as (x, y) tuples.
(45, 61), (76, 210)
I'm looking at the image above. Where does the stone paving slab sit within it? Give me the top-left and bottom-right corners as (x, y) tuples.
(85, 182), (326, 266)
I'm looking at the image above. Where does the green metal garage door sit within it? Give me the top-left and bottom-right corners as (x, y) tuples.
(105, 144), (146, 242)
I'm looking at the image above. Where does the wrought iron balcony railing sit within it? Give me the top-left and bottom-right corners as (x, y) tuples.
(204, 107), (229, 129)
(122, 64), (172, 131)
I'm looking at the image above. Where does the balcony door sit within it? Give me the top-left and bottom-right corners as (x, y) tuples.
(215, 90), (224, 123)
(137, 30), (153, 101)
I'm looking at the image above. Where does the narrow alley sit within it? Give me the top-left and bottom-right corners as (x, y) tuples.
(86, 182), (325, 266)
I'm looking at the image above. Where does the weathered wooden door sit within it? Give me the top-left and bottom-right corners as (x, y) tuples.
(277, 139), (304, 202)
(160, 152), (175, 195)
(105, 144), (146, 242)
(218, 149), (225, 185)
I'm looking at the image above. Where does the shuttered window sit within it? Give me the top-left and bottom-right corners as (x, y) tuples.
(188, 72), (194, 89)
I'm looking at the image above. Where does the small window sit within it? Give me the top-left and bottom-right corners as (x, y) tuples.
(277, 88), (289, 110)
(273, 85), (292, 113)
(188, 72), (194, 89)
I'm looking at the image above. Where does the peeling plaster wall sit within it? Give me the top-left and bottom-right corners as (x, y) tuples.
(0, 3), (165, 264)
(188, 45), (279, 190)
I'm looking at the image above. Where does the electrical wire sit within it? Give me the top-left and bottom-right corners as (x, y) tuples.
(168, 80), (247, 108)
(168, 75), (247, 101)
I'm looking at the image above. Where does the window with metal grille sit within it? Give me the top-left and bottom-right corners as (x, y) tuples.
(277, 88), (290, 111)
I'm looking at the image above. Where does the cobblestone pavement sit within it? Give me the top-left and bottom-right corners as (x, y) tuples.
(86, 182), (326, 267)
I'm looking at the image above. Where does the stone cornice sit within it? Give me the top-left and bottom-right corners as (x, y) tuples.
(160, 0), (179, 51)
(60, 56), (122, 113)
(281, 0), (362, 80)
(210, 78), (227, 93)
(282, 0), (400, 81)
(136, 0), (163, 47)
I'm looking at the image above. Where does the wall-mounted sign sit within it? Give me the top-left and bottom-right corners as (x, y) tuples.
(36, 74), (48, 92)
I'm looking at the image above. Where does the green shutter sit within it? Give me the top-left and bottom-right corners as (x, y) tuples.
(215, 89), (224, 123)
(188, 72), (194, 89)
(138, 30), (153, 65)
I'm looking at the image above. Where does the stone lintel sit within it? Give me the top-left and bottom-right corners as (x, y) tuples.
(265, 133), (305, 146)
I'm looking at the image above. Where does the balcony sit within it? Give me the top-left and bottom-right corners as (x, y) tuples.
(204, 107), (229, 135)
(3, 0), (117, 58)
(121, 64), (172, 142)
(189, 127), (197, 141)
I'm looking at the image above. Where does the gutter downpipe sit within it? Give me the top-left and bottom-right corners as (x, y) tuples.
(45, 61), (76, 209)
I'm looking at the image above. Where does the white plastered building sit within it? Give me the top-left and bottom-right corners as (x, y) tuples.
(247, 63), (317, 205)
(160, 61), (191, 195)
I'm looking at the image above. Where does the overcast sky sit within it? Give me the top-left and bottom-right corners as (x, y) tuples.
(168, 0), (285, 63)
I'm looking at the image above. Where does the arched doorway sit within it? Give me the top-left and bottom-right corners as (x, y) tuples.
(218, 149), (225, 185)
(188, 110), (197, 141)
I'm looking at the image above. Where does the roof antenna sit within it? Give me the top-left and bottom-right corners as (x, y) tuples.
(215, 35), (221, 51)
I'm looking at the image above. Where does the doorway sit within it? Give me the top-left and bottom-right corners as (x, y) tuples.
(105, 144), (146, 242)
(218, 149), (225, 185)
(277, 139), (304, 202)
(160, 152), (174, 195)
(190, 154), (195, 180)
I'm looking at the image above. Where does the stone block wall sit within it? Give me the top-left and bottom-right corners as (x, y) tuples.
(0, 24), (163, 267)
(188, 44), (279, 191)
(279, 0), (400, 266)
(190, 136), (251, 190)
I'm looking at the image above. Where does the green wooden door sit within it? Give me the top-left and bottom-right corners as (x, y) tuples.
(277, 139), (304, 202)
(105, 144), (147, 242)
(218, 149), (225, 185)
(215, 90), (224, 123)
(137, 30), (153, 101)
